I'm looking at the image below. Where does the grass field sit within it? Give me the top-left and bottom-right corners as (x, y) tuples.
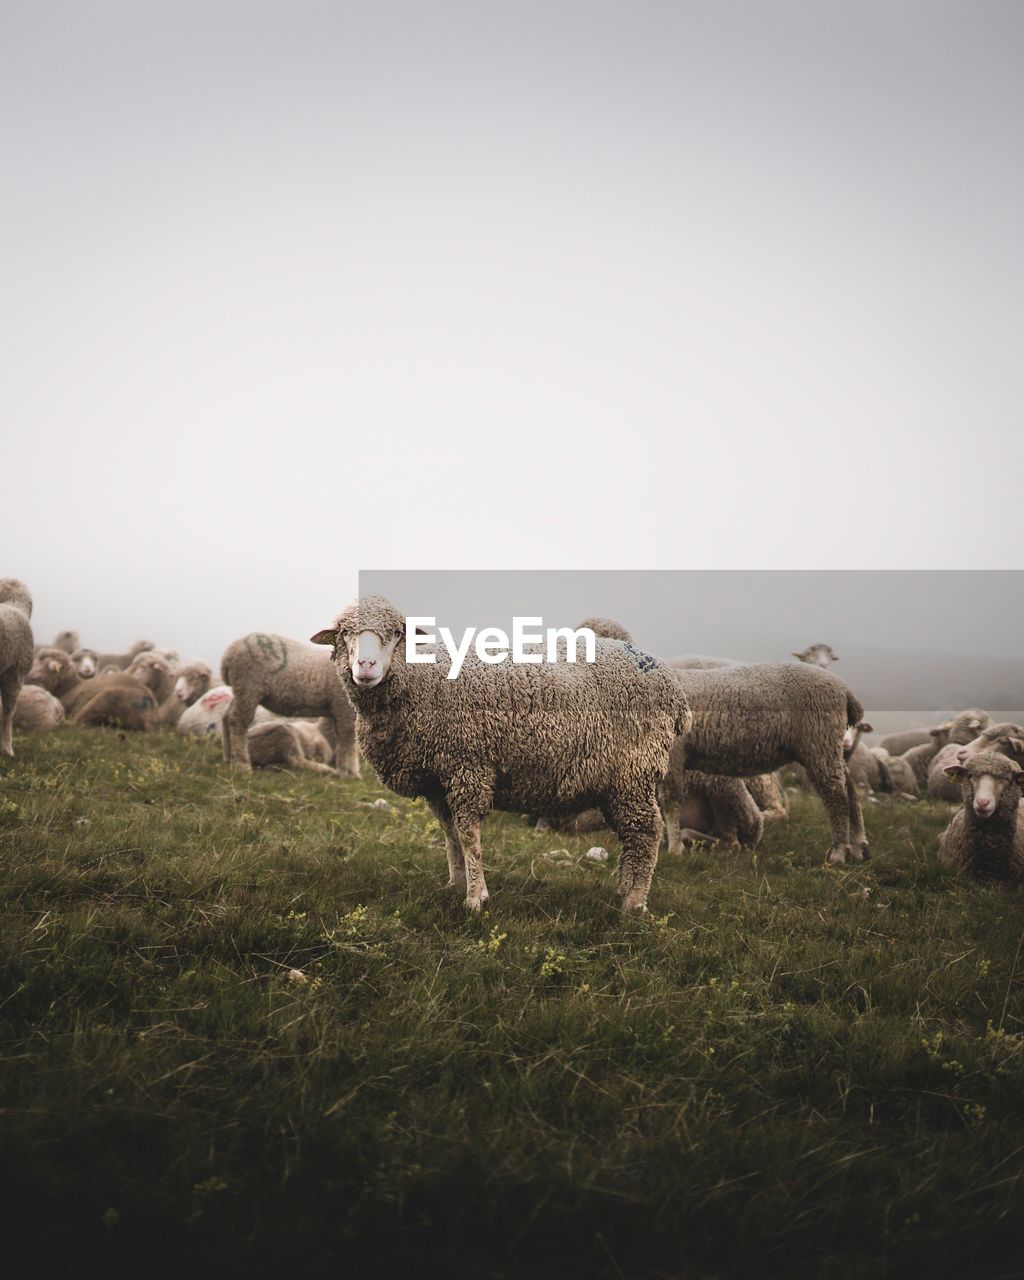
(2, 727), (1024, 1279)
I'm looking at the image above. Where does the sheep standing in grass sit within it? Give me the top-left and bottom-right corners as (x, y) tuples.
(313, 596), (691, 913)
(666, 661), (869, 865)
(0, 579), (34, 757)
(14, 685), (64, 732)
(220, 634), (358, 776)
(938, 752), (1024, 884)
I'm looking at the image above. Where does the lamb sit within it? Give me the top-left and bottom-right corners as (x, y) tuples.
(665, 662), (869, 865)
(575, 617), (633, 643)
(792, 644), (839, 668)
(246, 719), (338, 775)
(25, 647), (156, 731)
(0, 578), (34, 756)
(156, 661), (214, 727)
(220, 633), (359, 776)
(903, 708), (993, 789)
(843, 721), (893, 798)
(312, 596), (691, 913)
(938, 752), (1024, 884)
(52, 630), (80, 654)
(870, 746), (919, 798)
(176, 685), (276, 737)
(13, 683), (64, 731)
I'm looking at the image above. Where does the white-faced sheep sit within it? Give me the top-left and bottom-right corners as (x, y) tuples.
(26, 647), (157, 731)
(220, 634), (358, 777)
(13, 683), (64, 732)
(0, 578), (34, 757)
(938, 751), (1024, 884)
(156, 661), (214, 728)
(246, 720), (338, 776)
(312, 596), (692, 913)
(176, 685), (276, 737)
(903, 709), (993, 790)
(843, 721), (893, 798)
(666, 661), (869, 865)
(792, 644), (839, 668)
(70, 648), (99, 679)
(929, 723), (1024, 802)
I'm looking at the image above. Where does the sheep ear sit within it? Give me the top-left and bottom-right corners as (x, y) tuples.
(931, 724), (950, 738)
(944, 764), (968, 780)
(791, 651), (804, 660)
(310, 629), (337, 646)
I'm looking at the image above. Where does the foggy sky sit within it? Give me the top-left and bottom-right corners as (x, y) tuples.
(4, 2), (1022, 669)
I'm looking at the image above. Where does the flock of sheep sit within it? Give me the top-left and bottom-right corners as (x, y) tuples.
(2, 578), (1022, 911)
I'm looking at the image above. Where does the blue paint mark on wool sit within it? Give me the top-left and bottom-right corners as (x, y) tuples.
(623, 643), (657, 673)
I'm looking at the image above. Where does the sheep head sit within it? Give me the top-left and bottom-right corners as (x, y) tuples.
(313, 596), (408, 690)
(793, 644), (838, 667)
(944, 751), (1023, 820)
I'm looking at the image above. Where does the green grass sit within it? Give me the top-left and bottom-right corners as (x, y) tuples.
(2, 728), (1024, 1279)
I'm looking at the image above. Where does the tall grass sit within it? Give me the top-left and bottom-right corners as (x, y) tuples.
(2, 728), (1023, 1278)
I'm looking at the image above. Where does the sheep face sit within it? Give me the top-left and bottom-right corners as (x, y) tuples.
(312, 595), (407, 689)
(26, 649), (71, 692)
(127, 652), (172, 690)
(72, 649), (98, 678)
(793, 644), (838, 667)
(174, 664), (212, 704)
(842, 721), (872, 756)
(945, 753), (1023, 820)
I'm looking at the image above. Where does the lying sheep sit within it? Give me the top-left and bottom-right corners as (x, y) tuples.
(0, 579), (34, 757)
(13, 685), (65, 732)
(666, 662), (869, 865)
(903, 709), (993, 790)
(70, 648), (98, 679)
(843, 721), (893, 798)
(176, 685), (276, 737)
(246, 720), (338, 775)
(126, 651), (177, 704)
(53, 630), (80, 654)
(659, 769), (764, 850)
(26, 647), (157, 731)
(870, 746), (919, 798)
(878, 727), (933, 756)
(575, 617), (633, 643)
(313, 596), (691, 913)
(94, 640), (155, 672)
(956, 722), (1024, 769)
(938, 752), (1024, 884)
(670, 655), (739, 670)
(156, 661), (214, 727)
(220, 633), (359, 776)
(792, 644), (839, 668)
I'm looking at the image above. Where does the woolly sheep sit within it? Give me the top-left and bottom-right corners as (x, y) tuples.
(902, 709), (993, 790)
(246, 720), (338, 776)
(52, 630), (79, 654)
(843, 721), (893, 798)
(869, 747), (919, 798)
(792, 644), (839, 668)
(878, 727), (933, 756)
(156, 661), (214, 728)
(659, 769), (764, 850)
(938, 751), (1024, 884)
(312, 596), (692, 913)
(575, 617), (633, 643)
(0, 578), (34, 757)
(930, 723), (1024, 802)
(126, 651), (177, 704)
(70, 648), (99, 679)
(94, 640), (156, 672)
(13, 685), (65, 732)
(666, 662), (869, 865)
(176, 685), (276, 737)
(670, 655), (739, 670)
(25, 647), (157, 731)
(220, 634), (359, 777)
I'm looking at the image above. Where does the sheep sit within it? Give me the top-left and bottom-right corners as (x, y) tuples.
(94, 640), (155, 671)
(70, 648), (99, 679)
(659, 769), (764, 851)
(670, 655), (739, 670)
(246, 719), (338, 775)
(664, 662), (869, 865)
(13, 684), (64, 732)
(870, 746), (919, 798)
(25, 647), (156, 731)
(792, 644), (839, 668)
(878, 727), (933, 756)
(156, 661), (214, 728)
(176, 685), (276, 737)
(575, 617), (633, 643)
(745, 771), (790, 822)
(220, 633), (359, 777)
(903, 708), (993, 790)
(0, 578), (34, 757)
(843, 721), (893, 798)
(53, 630), (80, 654)
(312, 596), (692, 913)
(930, 723), (1024, 802)
(938, 751), (1024, 884)
(126, 651), (177, 704)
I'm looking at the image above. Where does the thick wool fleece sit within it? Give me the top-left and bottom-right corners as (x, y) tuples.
(325, 596), (691, 912)
(220, 634), (358, 776)
(938, 753), (1024, 884)
(13, 684), (64, 732)
(246, 720), (337, 776)
(0, 578), (35, 756)
(27, 646), (156, 730)
(878, 728), (933, 757)
(659, 769), (764, 851)
(156, 662), (214, 727)
(669, 662), (868, 864)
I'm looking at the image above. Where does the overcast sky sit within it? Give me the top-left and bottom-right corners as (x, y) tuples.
(4, 2), (1022, 667)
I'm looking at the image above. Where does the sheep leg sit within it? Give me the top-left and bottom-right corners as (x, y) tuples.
(0, 672), (19, 756)
(224, 693), (258, 771)
(806, 760), (853, 865)
(331, 716), (360, 779)
(453, 819), (489, 912)
(603, 788), (663, 912)
(427, 799), (466, 890)
(301, 760), (339, 777)
(846, 771), (870, 861)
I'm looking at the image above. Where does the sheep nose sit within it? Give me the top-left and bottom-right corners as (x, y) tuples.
(975, 797), (992, 812)
(357, 658), (377, 674)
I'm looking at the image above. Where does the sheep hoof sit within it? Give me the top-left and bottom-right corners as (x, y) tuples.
(621, 893), (649, 913)
(826, 847), (849, 866)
